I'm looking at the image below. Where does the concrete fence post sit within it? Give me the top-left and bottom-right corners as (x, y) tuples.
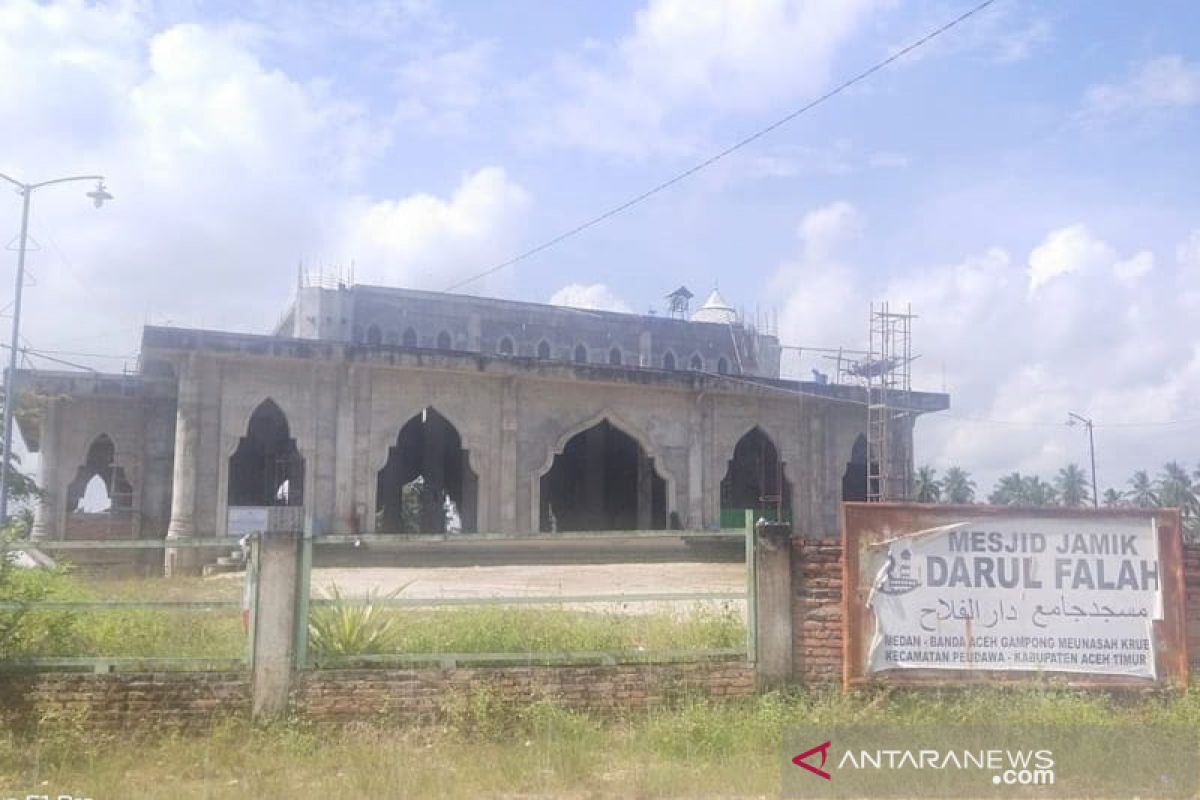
(249, 508), (305, 718)
(754, 520), (794, 689)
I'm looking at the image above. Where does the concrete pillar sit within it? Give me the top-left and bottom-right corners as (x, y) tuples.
(31, 397), (61, 540)
(687, 394), (704, 528)
(166, 354), (200, 575)
(499, 379), (518, 532)
(754, 520), (794, 688)
(249, 528), (301, 719)
(460, 452), (477, 532)
(638, 330), (652, 368)
(636, 449), (652, 530)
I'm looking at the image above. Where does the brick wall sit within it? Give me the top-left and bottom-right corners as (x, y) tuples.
(791, 538), (843, 684)
(0, 671), (249, 730)
(294, 661), (755, 723)
(0, 662), (753, 728)
(1183, 544), (1200, 669)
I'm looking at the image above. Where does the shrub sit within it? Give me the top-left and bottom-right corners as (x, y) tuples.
(308, 584), (404, 658)
(0, 533), (80, 659)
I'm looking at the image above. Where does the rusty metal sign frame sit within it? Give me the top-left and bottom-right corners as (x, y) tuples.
(842, 503), (1188, 691)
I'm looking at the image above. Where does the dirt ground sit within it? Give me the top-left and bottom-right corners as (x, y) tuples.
(309, 562), (745, 599)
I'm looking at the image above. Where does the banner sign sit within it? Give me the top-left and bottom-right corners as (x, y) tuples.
(843, 505), (1187, 688)
(865, 516), (1161, 678)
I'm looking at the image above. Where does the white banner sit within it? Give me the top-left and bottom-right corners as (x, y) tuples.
(866, 516), (1162, 678)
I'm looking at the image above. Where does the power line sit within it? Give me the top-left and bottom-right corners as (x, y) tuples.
(444, 0), (1001, 292)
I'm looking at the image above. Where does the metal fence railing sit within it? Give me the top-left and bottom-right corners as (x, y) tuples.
(0, 538), (248, 673)
(1, 512), (759, 673)
(297, 514), (756, 670)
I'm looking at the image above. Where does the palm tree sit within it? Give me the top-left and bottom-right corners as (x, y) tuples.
(1156, 461), (1199, 534)
(1022, 475), (1059, 507)
(1126, 470), (1158, 509)
(1101, 488), (1124, 508)
(941, 466), (976, 504)
(989, 472), (1025, 505)
(1055, 463), (1091, 508)
(914, 466), (941, 503)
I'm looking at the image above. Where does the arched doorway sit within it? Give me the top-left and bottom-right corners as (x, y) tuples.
(720, 427), (791, 526)
(539, 420), (666, 531)
(66, 434), (134, 513)
(841, 433), (873, 502)
(228, 400), (305, 506)
(376, 407), (478, 533)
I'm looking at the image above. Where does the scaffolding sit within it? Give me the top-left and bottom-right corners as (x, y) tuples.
(865, 302), (916, 502)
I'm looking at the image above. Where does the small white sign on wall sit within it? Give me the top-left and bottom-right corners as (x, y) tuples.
(227, 507), (270, 537)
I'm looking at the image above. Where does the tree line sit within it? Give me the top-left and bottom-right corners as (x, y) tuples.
(913, 462), (1200, 534)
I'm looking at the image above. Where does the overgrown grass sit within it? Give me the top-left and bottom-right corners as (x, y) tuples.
(310, 603), (745, 663)
(4, 686), (1200, 798)
(3, 572), (744, 662)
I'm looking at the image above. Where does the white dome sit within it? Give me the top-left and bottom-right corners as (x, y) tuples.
(690, 288), (737, 324)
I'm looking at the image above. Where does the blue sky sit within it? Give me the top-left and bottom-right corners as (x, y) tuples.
(1, 0), (1199, 496)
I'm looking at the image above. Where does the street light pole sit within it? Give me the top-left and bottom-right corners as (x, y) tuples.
(1067, 411), (1099, 509)
(0, 172), (111, 527)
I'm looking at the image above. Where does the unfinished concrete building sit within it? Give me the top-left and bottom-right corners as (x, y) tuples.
(15, 283), (949, 572)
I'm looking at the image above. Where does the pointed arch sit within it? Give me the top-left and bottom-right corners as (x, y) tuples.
(498, 336), (515, 356)
(573, 344), (588, 363)
(689, 353), (704, 371)
(375, 406), (478, 533)
(402, 327), (418, 347)
(842, 433), (871, 502)
(608, 347), (623, 366)
(536, 339), (551, 360)
(717, 356), (729, 375)
(436, 330), (452, 350)
(66, 433), (133, 513)
(720, 426), (792, 526)
(366, 324), (382, 346)
(662, 351), (676, 371)
(228, 399), (305, 507)
(535, 412), (674, 532)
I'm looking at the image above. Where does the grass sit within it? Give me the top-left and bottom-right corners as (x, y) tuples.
(3, 686), (1200, 799)
(3, 573), (744, 662)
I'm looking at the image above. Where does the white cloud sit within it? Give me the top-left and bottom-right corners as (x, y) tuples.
(1026, 224), (1115, 292)
(1178, 229), (1200, 272)
(1112, 250), (1154, 284)
(0, 2), (532, 352)
(393, 40), (495, 133)
(538, 0), (877, 157)
(771, 203), (1200, 494)
(548, 283), (633, 313)
(341, 167), (531, 289)
(1081, 55), (1200, 118)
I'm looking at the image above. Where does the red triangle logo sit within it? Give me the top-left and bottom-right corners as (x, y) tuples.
(792, 741), (832, 780)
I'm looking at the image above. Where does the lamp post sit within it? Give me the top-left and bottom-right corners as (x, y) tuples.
(0, 172), (111, 526)
(1067, 411), (1099, 510)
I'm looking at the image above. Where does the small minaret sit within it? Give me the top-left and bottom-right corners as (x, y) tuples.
(665, 286), (694, 320)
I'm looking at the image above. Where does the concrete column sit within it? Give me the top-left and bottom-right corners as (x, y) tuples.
(754, 520), (794, 688)
(687, 393), (704, 528)
(166, 355), (200, 575)
(250, 529), (301, 719)
(31, 397), (61, 540)
(636, 449), (652, 530)
(638, 330), (652, 368)
(499, 378), (518, 532)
